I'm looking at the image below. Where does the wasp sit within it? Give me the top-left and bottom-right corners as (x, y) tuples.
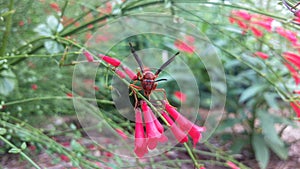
(128, 42), (179, 105)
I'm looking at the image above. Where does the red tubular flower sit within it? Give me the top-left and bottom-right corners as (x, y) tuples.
(252, 20), (272, 32)
(236, 20), (248, 30)
(290, 102), (300, 119)
(226, 161), (240, 169)
(122, 66), (137, 80)
(99, 54), (121, 67)
(254, 52), (269, 59)
(174, 40), (195, 54)
(232, 10), (252, 21)
(150, 112), (164, 133)
(165, 102), (206, 147)
(134, 108), (148, 158)
(50, 2), (61, 12)
(31, 84), (38, 90)
(276, 27), (298, 43)
(115, 128), (128, 140)
(115, 69), (126, 79)
(60, 154), (70, 162)
(283, 52), (300, 69)
(174, 91), (187, 103)
(161, 112), (188, 143)
(83, 51), (94, 62)
(229, 17), (236, 24)
(250, 27), (263, 37)
(285, 63), (300, 85)
(251, 14), (273, 32)
(141, 101), (167, 150)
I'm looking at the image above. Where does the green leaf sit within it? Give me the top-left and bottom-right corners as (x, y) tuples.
(70, 140), (85, 153)
(46, 15), (63, 32)
(44, 40), (64, 54)
(0, 128), (7, 135)
(265, 138), (288, 160)
(263, 92), (279, 109)
(252, 133), (270, 169)
(33, 24), (52, 36)
(0, 69), (16, 96)
(230, 138), (249, 154)
(8, 148), (21, 154)
(239, 85), (264, 103)
(21, 142), (27, 150)
(215, 118), (241, 133)
(257, 111), (284, 147)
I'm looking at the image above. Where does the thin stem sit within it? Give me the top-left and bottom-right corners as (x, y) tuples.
(4, 96), (114, 106)
(0, 135), (41, 169)
(0, 0), (14, 57)
(184, 143), (200, 168)
(1, 52), (80, 59)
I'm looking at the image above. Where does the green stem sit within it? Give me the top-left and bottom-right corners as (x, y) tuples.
(4, 96), (114, 106)
(0, 0), (14, 57)
(1, 52), (80, 59)
(0, 135), (41, 169)
(184, 143), (200, 168)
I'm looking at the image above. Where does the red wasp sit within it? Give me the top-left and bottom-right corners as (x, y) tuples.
(128, 42), (179, 104)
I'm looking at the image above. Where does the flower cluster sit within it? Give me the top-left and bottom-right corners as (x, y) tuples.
(229, 10), (274, 37)
(83, 50), (206, 156)
(230, 10), (300, 120)
(134, 100), (206, 158)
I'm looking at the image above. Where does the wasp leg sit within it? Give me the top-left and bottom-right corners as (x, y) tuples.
(151, 88), (168, 102)
(129, 84), (142, 108)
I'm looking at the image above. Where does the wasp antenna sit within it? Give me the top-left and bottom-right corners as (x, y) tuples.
(129, 42), (144, 73)
(155, 78), (168, 82)
(155, 51), (180, 76)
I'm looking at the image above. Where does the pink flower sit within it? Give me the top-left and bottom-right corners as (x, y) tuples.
(283, 52), (300, 69)
(19, 20), (25, 27)
(50, 2), (60, 12)
(199, 167), (206, 169)
(122, 66), (137, 80)
(174, 35), (195, 54)
(115, 69), (126, 79)
(161, 112), (188, 143)
(60, 154), (70, 162)
(250, 27), (263, 37)
(99, 54), (121, 67)
(31, 84), (38, 90)
(66, 93), (73, 98)
(93, 85), (99, 91)
(236, 20), (248, 30)
(174, 91), (187, 102)
(226, 161), (240, 169)
(251, 14), (273, 32)
(231, 10), (252, 21)
(285, 63), (300, 85)
(150, 111), (164, 133)
(252, 20), (272, 32)
(165, 102), (206, 147)
(290, 102), (300, 120)
(141, 101), (167, 149)
(254, 52), (269, 59)
(276, 27), (298, 43)
(134, 108), (148, 158)
(83, 51), (94, 62)
(115, 129), (128, 140)
(174, 40), (195, 54)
